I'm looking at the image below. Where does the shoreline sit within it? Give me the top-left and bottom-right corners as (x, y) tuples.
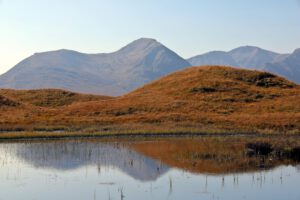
(0, 130), (299, 142)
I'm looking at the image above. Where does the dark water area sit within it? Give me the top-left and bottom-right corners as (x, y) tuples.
(0, 138), (299, 200)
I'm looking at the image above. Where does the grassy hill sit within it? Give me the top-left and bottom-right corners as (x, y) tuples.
(0, 66), (299, 137)
(0, 89), (111, 107)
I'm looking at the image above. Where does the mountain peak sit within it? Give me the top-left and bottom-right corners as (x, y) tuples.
(0, 38), (190, 96)
(230, 46), (263, 53)
(230, 46), (280, 56)
(119, 38), (163, 53)
(135, 37), (158, 43)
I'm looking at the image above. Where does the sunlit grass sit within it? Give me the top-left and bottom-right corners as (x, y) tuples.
(0, 66), (299, 138)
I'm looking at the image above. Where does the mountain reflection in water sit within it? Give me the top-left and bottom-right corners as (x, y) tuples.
(0, 138), (300, 200)
(0, 140), (169, 181)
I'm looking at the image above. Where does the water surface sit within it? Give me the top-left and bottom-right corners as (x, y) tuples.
(0, 139), (299, 200)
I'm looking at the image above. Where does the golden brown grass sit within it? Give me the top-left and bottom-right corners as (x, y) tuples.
(0, 89), (111, 107)
(0, 66), (299, 136)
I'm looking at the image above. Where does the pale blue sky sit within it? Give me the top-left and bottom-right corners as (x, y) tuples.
(1, 0), (300, 74)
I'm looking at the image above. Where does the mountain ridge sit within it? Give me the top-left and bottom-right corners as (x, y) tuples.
(1, 39), (299, 95)
(0, 38), (190, 96)
(188, 46), (298, 83)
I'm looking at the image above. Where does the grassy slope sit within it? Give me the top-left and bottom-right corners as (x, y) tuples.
(0, 66), (299, 135)
(0, 89), (111, 107)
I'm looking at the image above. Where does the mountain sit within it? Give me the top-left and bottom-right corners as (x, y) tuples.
(0, 38), (190, 96)
(1, 66), (299, 135)
(188, 46), (288, 70)
(188, 46), (300, 83)
(188, 51), (239, 67)
(228, 46), (287, 69)
(264, 49), (300, 84)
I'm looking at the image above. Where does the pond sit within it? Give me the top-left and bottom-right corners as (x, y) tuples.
(0, 138), (299, 200)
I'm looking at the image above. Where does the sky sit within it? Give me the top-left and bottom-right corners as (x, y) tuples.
(0, 0), (300, 74)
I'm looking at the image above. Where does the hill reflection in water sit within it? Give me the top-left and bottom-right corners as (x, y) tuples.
(0, 140), (169, 182)
(0, 138), (300, 200)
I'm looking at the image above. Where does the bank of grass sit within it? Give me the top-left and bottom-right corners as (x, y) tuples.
(0, 127), (235, 140)
(0, 123), (299, 141)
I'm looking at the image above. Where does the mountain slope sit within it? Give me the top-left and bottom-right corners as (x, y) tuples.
(228, 46), (286, 69)
(264, 49), (300, 84)
(188, 46), (300, 83)
(0, 38), (190, 96)
(188, 51), (239, 67)
(188, 46), (288, 70)
(0, 89), (111, 107)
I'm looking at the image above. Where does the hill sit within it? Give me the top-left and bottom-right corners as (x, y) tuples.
(0, 66), (300, 136)
(0, 89), (111, 107)
(0, 66), (299, 136)
(0, 94), (19, 108)
(0, 38), (190, 96)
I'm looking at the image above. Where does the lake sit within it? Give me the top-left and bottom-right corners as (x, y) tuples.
(0, 138), (299, 200)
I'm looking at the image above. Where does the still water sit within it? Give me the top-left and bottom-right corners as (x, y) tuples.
(0, 139), (299, 200)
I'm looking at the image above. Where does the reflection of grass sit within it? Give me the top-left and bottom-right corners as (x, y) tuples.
(1, 135), (299, 174)
(127, 137), (300, 174)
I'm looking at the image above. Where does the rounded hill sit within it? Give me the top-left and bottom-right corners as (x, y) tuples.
(62, 66), (299, 134)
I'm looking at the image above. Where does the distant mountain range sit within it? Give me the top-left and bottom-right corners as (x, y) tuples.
(0, 39), (298, 96)
(188, 46), (300, 84)
(0, 38), (190, 96)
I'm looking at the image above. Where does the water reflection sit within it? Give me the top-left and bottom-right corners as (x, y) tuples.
(0, 139), (299, 200)
(0, 140), (169, 181)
